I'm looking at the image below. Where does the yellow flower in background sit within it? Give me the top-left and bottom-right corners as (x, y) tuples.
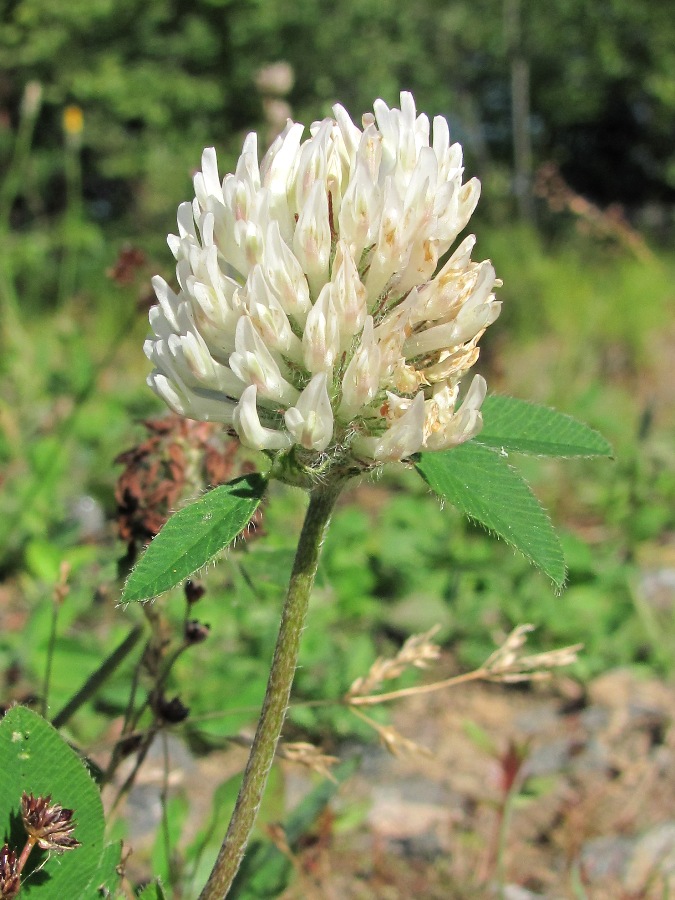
(63, 105), (84, 143)
(145, 92), (501, 467)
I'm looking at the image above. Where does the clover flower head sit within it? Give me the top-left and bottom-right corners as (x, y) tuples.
(145, 92), (501, 473)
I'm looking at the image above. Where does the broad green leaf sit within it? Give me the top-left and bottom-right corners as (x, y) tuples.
(122, 473), (268, 603)
(478, 395), (613, 457)
(0, 706), (119, 898)
(415, 442), (566, 587)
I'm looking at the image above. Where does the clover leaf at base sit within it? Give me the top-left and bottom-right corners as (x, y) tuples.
(415, 442), (566, 588)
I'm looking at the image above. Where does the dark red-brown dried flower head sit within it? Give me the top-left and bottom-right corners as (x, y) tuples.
(115, 415), (263, 565)
(21, 792), (81, 853)
(106, 245), (146, 286)
(0, 844), (20, 899)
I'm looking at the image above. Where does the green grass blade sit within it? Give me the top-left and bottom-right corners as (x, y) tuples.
(122, 473), (268, 603)
(415, 442), (566, 588)
(478, 395), (613, 457)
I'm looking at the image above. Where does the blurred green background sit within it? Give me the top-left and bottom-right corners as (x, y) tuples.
(1, 0), (674, 887)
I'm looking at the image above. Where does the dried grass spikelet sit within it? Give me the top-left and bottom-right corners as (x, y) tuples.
(375, 723), (433, 759)
(347, 626), (441, 699)
(346, 624), (582, 708)
(484, 624), (583, 683)
(341, 624), (581, 759)
(349, 706), (433, 759)
(278, 741), (340, 781)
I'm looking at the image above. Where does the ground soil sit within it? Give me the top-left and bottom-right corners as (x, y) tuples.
(277, 665), (675, 899)
(116, 661), (675, 899)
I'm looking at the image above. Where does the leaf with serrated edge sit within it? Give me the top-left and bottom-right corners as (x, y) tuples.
(478, 395), (613, 457)
(122, 473), (267, 603)
(415, 442), (566, 587)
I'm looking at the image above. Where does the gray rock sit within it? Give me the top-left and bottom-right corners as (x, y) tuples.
(581, 834), (635, 882)
(625, 821), (675, 892)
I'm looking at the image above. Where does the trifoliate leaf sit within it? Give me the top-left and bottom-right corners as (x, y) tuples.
(415, 442), (566, 587)
(122, 473), (267, 603)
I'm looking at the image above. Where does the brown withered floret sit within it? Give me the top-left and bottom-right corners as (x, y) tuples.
(106, 245), (146, 286)
(184, 619), (210, 645)
(21, 792), (81, 853)
(0, 844), (20, 899)
(115, 415), (263, 566)
(184, 579), (206, 604)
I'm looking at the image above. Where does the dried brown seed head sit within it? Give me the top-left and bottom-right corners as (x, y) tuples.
(185, 580), (206, 604)
(115, 415), (262, 564)
(184, 619), (210, 645)
(156, 695), (190, 724)
(0, 844), (20, 899)
(20, 792), (81, 853)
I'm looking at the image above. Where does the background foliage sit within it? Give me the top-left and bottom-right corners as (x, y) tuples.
(2, 0), (675, 239)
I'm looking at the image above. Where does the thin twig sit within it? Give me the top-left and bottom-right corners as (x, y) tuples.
(348, 667), (486, 706)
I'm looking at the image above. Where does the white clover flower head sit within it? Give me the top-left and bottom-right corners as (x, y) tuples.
(145, 92), (501, 478)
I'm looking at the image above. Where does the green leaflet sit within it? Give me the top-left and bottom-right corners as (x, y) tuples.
(415, 442), (566, 587)
(122, 473), (268, 603)
(0, 706), (120, 898)
(478, 395), (613, 457)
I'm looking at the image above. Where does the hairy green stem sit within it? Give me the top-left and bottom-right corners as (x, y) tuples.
(199, 481), (342, 899)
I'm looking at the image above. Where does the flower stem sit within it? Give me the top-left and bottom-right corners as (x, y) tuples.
(15, 835), (37, 882)
(199, 481), (343, 899)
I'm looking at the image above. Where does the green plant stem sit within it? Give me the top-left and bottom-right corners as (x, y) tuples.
(496, 786), (517, 898)
(52, 625), (143, 729)
(199, 481), (343, 900)
(57, 138), (83, 306)
(0, 83), (41, 339)
(41, 598), (61, 718)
